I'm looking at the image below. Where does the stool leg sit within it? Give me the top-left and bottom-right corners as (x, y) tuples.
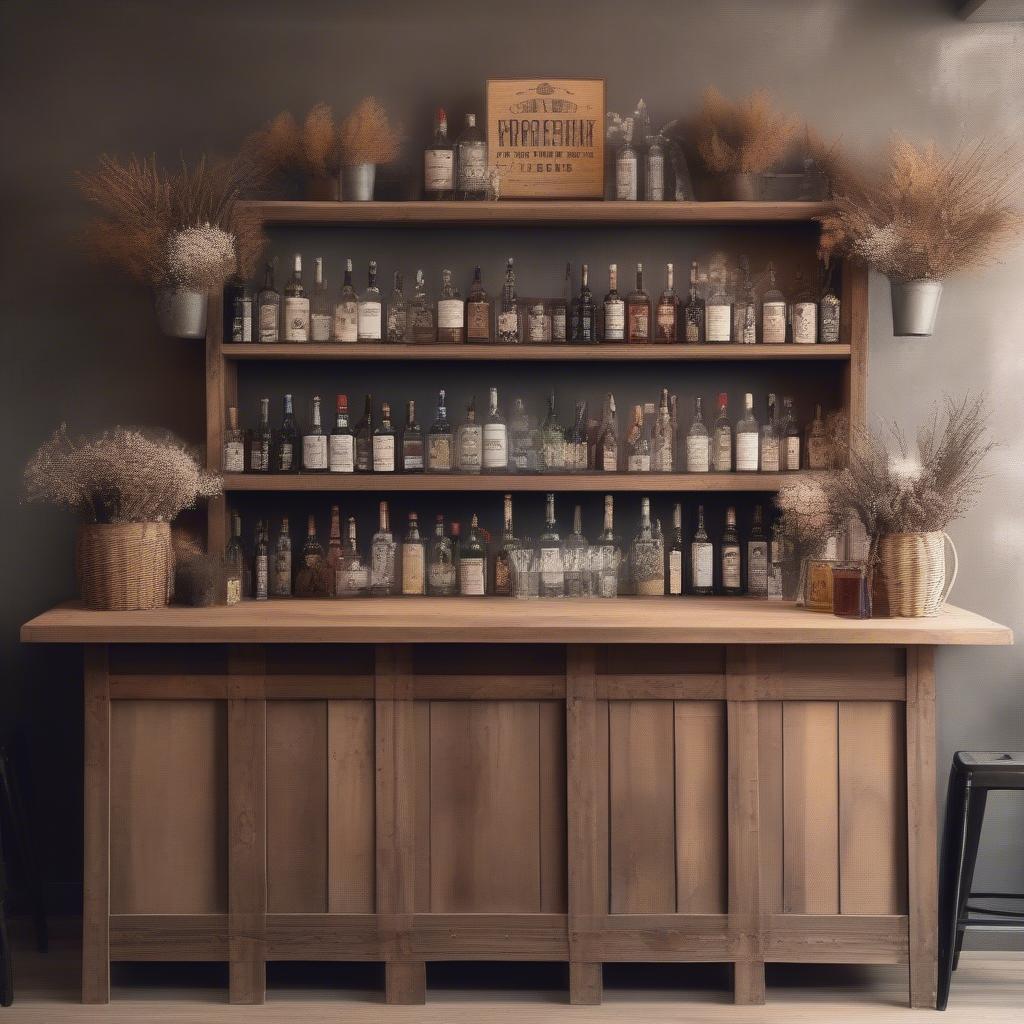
(938, 768), (969, 1011)
(0, 817), (12, 1006)
(952, 788), (987, 972)
(0, 753), (48, 954)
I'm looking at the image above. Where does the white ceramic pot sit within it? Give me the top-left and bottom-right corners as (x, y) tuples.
(890, 278), (943, 337)
(155, 287), (207, 339)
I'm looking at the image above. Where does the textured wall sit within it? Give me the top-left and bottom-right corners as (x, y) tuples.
(1, 0), (1022, 935)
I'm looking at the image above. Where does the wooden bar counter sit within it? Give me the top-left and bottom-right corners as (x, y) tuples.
(21, 598), (1012, 1009)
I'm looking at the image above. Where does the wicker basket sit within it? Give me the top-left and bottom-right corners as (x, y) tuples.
(76, 522), (174, 611)
(877, 531), (958, 618)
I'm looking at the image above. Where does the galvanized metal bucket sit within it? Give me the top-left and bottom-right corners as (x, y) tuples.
(154, 286), (207, 339)
(890, 278), (943, 337)
(341, 162), (376, 202)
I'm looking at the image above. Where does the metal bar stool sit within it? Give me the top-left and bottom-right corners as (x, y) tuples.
(938, 751), (1024, 1011)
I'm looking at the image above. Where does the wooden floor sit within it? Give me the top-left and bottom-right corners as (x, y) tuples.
(4, 924), (1023, 1023)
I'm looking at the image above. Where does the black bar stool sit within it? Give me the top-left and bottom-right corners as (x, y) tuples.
(938, 751), (1024, 1011)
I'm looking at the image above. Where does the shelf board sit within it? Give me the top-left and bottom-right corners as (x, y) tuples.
(243, 199), (830, 227)
(223, 472), (814, 493)
(223, 342), (851, 362)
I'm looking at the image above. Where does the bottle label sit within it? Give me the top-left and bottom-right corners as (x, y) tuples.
(232, 297), (253, 342)
(457, 142), (488, 191)
(785, 437), (801, 470)
(482, 424), (508, 469)
(402, 442), (424, 471)
(254, 555), (269, 600)
(272, 550), (292, 596)
(669, 550), (682, 595)
(437, 298), (464, 330)
(494, 553), (512, 596)
(792, 302), (817, 344)
(373, 434), (396, 471)
(552, 308), (566, 342)
(687, 435), (709, 472)
(258, 303), (278, 343)
(466, 301), (491, 340)
(615, 153), (637, 200)
(748, 541), (768, 596)
(807, 436), (828, 470)
(223, 441), (245, 473)
(387, 307), (407, 341)
(497, 310), (518, 337)
(737, 303), (757, 344)
(428, 435), (452, 470)
(458, 427), (482, 470)
(428, 562), (455, 594)
(604, 300), (625, 338)
(627, 453), (650, 472)
(329, 434), (354, 473)
(656, 303), (676, 340)
(572, 441), (588, 471)
(358, 301), (382, 340)
(646, 151), (665, 200)
(402, 546), (425, 594)
(278, 442), (293, 472)
(685, 311), (701, 343)
(600, 444), (618, 471)
(226, 576), (241, 605)
(458, 558), (485, 595)
(762, 301), (787, 343)
(528, 309), (547, 342)
(692, 542), (713, 589)
(628, 305), (649, 340)
(722, 546), (741, 589)
(334, 303), (358, 342)
(370, 543), (394, 591)
(414, 306), (436, 342)
(302, 435), (328, 471)
(820, 299), (841, 344)
(338, 565), (368, 594)
(760, 436), (780, 472)
(355, 438), (372, 472)
(424, 150), (455, 191)
(736, 431), (759, 471)
(706, 304), (730, 343)
(714, 430), (732, 471)
(310, 313), (331, 342)
(283, 297), (310, 341)
(540, 547), (563, 590)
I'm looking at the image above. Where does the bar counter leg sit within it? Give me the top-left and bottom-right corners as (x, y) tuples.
(386, 961), (426, 1004)
(82, 645), (110, 1004)
(569, 962), (602, 1005)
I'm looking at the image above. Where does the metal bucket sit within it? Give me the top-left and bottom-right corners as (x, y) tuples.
(341, 162), (376, 202)
(154, 286), (207, 339)
(890, 278), (943, 337)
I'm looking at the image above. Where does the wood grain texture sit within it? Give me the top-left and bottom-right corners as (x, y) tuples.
(757, 701), (785, 915)
(539, 701), (568, 913)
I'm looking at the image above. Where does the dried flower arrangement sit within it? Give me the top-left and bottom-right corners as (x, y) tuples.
(694, 87), (799, 175)
(23, 424), (222, 524)
(338, 97), (402, 167)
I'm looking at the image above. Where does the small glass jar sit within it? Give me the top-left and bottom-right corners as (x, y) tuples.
(800, 557), (838, 612)
(831, 561), (872, 619)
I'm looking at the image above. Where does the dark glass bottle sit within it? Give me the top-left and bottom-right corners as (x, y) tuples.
(683, 260), (705, 344)
(574, 263), (596, 343)
(354, 393), (374, 472)
(423, 107), (455, 200)
(274, 394), (300, 473)
(401, 399), (424, 472)
(224, 271), (253, 344)
(465, 266), (491, 342)
(721, 506), (743, 595)
(372, 401), (397, 473)
(626, 263), (651, 343)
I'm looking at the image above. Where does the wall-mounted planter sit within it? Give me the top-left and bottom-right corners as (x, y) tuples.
(890, 278), (943, 337)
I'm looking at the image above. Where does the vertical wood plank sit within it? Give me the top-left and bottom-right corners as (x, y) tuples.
(413, 701), (431, 913)
(839, 701), (906, 915)
(82, 646), (110, 1005)
(327, 700), (376, 913)
(674, 701), (727, 913)
(205, 290), (231, 553)
(539, 701), (568, 913)
(907, 646), (938, 1009)
(841, 262), (868, 436)
(783, 701), (840, 915)
(228, 645), (267, 1005)
(757, 701), (784, 914)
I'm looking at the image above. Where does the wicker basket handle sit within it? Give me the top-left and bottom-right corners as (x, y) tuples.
(940, 531), (959, 609)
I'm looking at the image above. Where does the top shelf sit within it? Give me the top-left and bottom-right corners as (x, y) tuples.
(243, 200), (830, 228)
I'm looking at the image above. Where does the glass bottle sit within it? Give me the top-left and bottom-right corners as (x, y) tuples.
(603, 263), (625, 341)
(760, 393), (780, 473)
(509, 397), (534, 473)
(683, 260), (705, 344)
(249, 397), (272, 473)
(734, 256), (757, 344)
(690, 504), (713, 596)
(357, 259), (382, 341)
(482, 387), (508, 473)
(283, 254), (309, 342)
(225, 270), (253, 344)
(540, 392), (564, 472)
(782, 397), (801, 470)
(761, 262), (787, 344)
(225, 511), (244, 605)
(735, 392), (759, 472)
(712, 392), (732, 472)
(574, 263), (596, 343)
(496, 258), (520, 343)
(436, 268), (464, 343)
(538, 493), (565, 598)
(669, 393), (680, 469)
(594, 494), (622, 598)
(451, 521), (465, 586)
(655, 262), (678, 342)
(746, 504), (769, 597)
(256, 260), (280, 344)
(646, 132), (666, 201)
(427, 515), (457, 596)
(296, 514), (328, 597)
(427, 389), (453, 473)
(686, 396), (710, 473)
(597, 393), (619, 471)
(455, 113), (488, 200)
(274, 393), (300, 473)
(354, 393), (374, 472)
(818, 259), (841, 344)
(369, 501), (396, 596)
(626, 263), (651, 343)
(222, 406), (245, 473)
(401, 512), (426, 595)
(705, 267), (732, 343)
(465, 266), (491, 343)
(631, 496), (664, 595)
(302, 394), (329, 473)
(455, 397), (482, 474)
(626, 404), (650, 472)
(254, 520), (269, 601)
(271, 516), (292, 597)
(386, 270), (408, 343)
(410, 269), (436, 344)
(551, 262), (570, 343)
(329, 394), (355, 474)
(459, 513), (487, 595)
(336, 517), (369, 597)
(564, 504), (590, 597)
(567, 401), (589, 472)
(806, 403), (829, 470)
(790, 269), (818, 344)
(310, 257), (331, 341)
(615, 120), (638, 200)
(423, 107), (455, 200)
(768, 513), (785, 600)
(667, 502), (684, 595)
(401, 399), (424, 472)
(527, 299), (548, 344)
(333, 258), (359, 343)
(721, 506), (742, 595)
(651, 388), (674, 472)
(493, 494), (518, 596)
(372, 401), (397, 473)
(326, 505), (344, 596)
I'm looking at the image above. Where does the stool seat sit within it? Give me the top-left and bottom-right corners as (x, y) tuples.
(953, 751), (1024, 789)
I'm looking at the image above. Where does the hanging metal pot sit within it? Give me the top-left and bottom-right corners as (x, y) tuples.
(890, 278), (943, 337)
(340, 162), (376, 202)
(154, 286), (207, 339)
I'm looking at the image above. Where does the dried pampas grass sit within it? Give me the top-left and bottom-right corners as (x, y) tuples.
(338, 97), (402, 166)
(695, 87), (798, 175)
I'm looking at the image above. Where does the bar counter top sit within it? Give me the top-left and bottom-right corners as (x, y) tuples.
(20, 598), (1013, 646)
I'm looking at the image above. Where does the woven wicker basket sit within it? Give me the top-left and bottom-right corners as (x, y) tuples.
(76, 522), (174, 611)
(877, 531), (958, 618)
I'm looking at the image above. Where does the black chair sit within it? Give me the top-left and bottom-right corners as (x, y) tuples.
(938, 751), (1024, 1011)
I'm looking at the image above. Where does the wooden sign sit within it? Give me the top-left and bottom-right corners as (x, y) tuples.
(486, 79), (605, 199)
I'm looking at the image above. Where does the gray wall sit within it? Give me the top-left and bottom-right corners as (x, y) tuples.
(2, 0), (1022, 937)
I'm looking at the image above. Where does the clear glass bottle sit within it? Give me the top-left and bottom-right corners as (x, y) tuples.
(594, 494), (622, 598)
(768, 512), (785, 600)
(310, 257), (331, 341)
(782, 397), (802, 470)
(496, 258), (520, 343)
(427, 515), (457, 596)
(667, 502), (684, 595)
(336, 517), (369, 597)
(333, 258), (359, 343)
(721, 506), (742, 595)
(538, 493), (565, 597)
(493, 494), (518, 596)
(746, 504), (769, 597)
(574, 263), (596, 343)
(274, 393), (300, 473)
(615, 121), (639, 200)
(631, 497), (664, 595)
(686, 396), (710, 472)
(354, 393), (374, 472)
(566, 401), (589, 472)
(329, 394), (355, 474)
(455, 113), (488, 199)
(712, 392), (732, 472)
(357, 259), (382, 341)
(683, 260), (705, 344)
(508, 398), (532, 473)
(283, 254), (310, 342)
(223, 406), (245, 473)
(690, 504), (714, 596)
(626, 263), (651, 343)
(372, 400), (397, 473)
(455, 397), (482, 474)
(626, 404), (650, 472)
(734, 256), (757, 344)
(735, 392), (759, 472)
(597, 393), (619, 471)
(759, 393), (780, 472)
(410, 269), (436, 344)
(551, 263), (570, 343)
(225, 270), (253, 344)
(368, 501), (396, 596)
(761, 261), (787, 344)
(790, 269), (818, 344)
(326, 505), (344, 596)
(256, 260), (280, 343)
(459, 513), (487, 595)
(704, 267), (732, 343)
(427, 389), (453, 472)
(482, 387), (508, 472)
(527, 300), (549, 344)
(806, 403), (829, 470)
(603, 263), (625, 341)
(401, 512), (426, 595)
(540, 392), (564, 472)
(655, 262), (678, 342)
(386, 271), (408, 343)
(436, 269), (464, 343)
(401, 399), (424, 472)
(564, 504), (590, 597)
(465, 266), (491, 343)
(651, 388), (674, 472)
(254, 520), (269, 601)
(271, 516), (292, 597)
(423, 107), (455, 200)
(302, 394), (329, 472)
(249, 397), (272, 473)
(646, 132), (666, 201)
(818, 259), (841, 344)
(225, 511), (244, 605)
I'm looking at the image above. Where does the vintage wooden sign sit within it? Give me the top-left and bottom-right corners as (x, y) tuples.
(486, 78), (605, 199)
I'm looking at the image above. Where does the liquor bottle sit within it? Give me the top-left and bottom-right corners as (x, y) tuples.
(256, 261), (280, 343)
(492, 494), (518, 596)
(602, 263), (625, 341)
(271, 516), (292, 597)
(527, 300), (549, 344)
(329, 394), (355, 473)
(574, 263), (596, 343)
(669, 394), (680, 469)
(782, 397), (801, 470)
(712, 392), (732, 472)
(496, 258), (520, 343)
(354, 393), (374, 472)
(818, 259), (841, 344)
(225, 270), (253, 343)
(626, 263), (651, 343)
(651, 388), (673, 472)
(225, 511), (244, 604)
(790, 269), (817, 344)
(626, 404), (650, 472)
(423, 108), (455, 200)
(254, 521), (269, 601)
(704, 267), (732, 343)
(735, 392), (759, 472)
(451, 521), (464, 579)
(646, 132), (666, 201)
(372, 401), (397, 473)
(465, 266), (491, 343)
(357, 260), (382, 341)
(667, 502), (684, 595)
(400, 399), (424, 472)
(746, 504), (769, 597)
(452, 397), (480, 474)
(806, 403), (829, 470)
(333, 258), (359, 343)
(427, 389), (453, 472)
(436, 269), (464, 343)
(455, 113), (488, 199)
(369, 501), (396, 596)
(551, 263), (570, 343)
(302, 395), (329, 472)
(761, 262), (787, 344)
(760, 393), (780, 473)
(482, 387), (508, 472)
(721, 506), (742, 595)
(222, 406), (245, 473)
(690, 505), (713, 595)
(424, 515), (455, 596)
(509, 398), (534, 472)
(326, 505), (344, 596)
(401, 512), (426, 595)
(631, 496), (664, 595)
(538, 493), (565, 597)
(597, 393), (619, 471)
(274, 393), (300, 473)
(594, 494), (622, 598)
(683, 261), (705, 344)
(734, 256), (757, 344)
(564, 505), (590, 597)
(615, 121), (638, 200)
(336, 516), (369, 597)
(409, 269), (436, 343)
(296, 514), (328, 597)
(310, 257), (331, 341)
(768, 513), (785, 600)
(655, 263), (678, 342)
(566, 401), (588, 472)
(283, 254), (310, 342)
(386, 271), (408, 343)
(686, 396), (710, 472)
(454, 514), (484, 595)
(540, 392), (564, 472)
(249, 397), (272, 473)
